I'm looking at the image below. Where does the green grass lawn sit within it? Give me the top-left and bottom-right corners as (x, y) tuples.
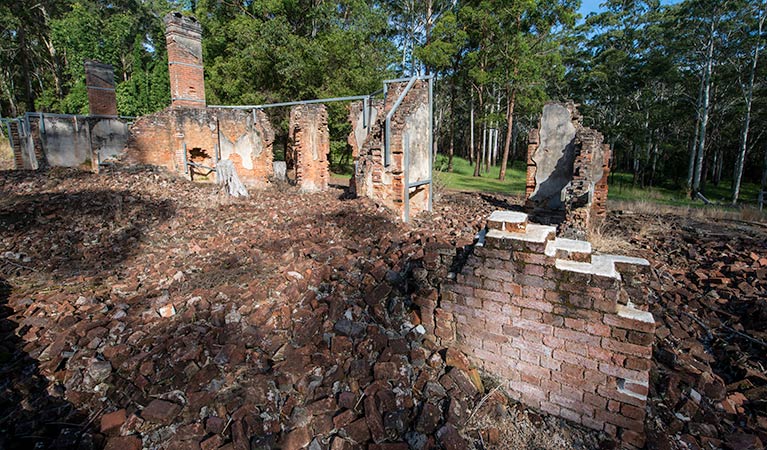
(608, 172), (762, 207)
(335, 153), (763, 210)
(434, 155), (527, 194)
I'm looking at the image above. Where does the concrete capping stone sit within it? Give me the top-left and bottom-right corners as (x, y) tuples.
(616, 304), (654, 324)
(544, 238), (592, 259)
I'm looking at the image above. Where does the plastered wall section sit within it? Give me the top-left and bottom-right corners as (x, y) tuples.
(126, 107), (275, 186)
(8, 116), (129, 170)
(436, 212), (654, 449)
(350, 80), (431, 221)
(288, 104), (330, 192)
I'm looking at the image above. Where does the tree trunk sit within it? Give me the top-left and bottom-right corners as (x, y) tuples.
(473, 91), (483, 177)
(469, 97), (475, 166)
(499, 88), (516, 181)
(18, 25), (36, 111)
(693, 18), (716, 196)
(732, 8), (764, 204)
(759, 145), (767, 210)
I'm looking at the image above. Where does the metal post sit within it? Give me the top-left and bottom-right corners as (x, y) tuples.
(428, 75), (433, 213)
(404, 133), (410, 223)
(182, 143), (189, 175)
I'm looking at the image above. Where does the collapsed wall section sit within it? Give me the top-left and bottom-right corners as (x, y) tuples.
(126, 107), (274, 186)
(525, 102), (610, 237)
(350, 80), (431, 221)
(288, 104), (330, 192)
(436, 211), (654, 449)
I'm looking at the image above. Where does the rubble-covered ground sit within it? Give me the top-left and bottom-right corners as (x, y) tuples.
(0, 167), (764, 450)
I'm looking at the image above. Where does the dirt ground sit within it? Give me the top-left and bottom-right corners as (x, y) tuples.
(0, 167), (764, 450)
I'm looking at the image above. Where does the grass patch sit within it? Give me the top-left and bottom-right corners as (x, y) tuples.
(608, 172), (762, 207)
(434, 155), (526, 194)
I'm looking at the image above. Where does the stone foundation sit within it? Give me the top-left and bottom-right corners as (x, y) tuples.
(288, 104), (330, 192)
(436, 211), (654, 449)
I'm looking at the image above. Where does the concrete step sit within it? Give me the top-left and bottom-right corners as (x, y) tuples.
(544, 237), (592, 261)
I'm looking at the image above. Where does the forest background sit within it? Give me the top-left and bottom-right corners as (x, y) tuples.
(1, 0), (765, 205)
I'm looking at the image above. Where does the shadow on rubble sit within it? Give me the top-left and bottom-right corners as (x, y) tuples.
(0, 277), (92, 449)
(0, 189), (175, 278)
(479, 193), (525, 212)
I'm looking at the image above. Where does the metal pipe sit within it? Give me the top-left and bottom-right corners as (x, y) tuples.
(408, 179), (431, 188)
(209, 94), (373, 110)
(384, 75), (434, 84)
(182, 143), (189, 175)
(384, 76), (418, 167)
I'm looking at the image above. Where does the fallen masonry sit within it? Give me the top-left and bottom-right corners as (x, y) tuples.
(0, 168), (765, 449)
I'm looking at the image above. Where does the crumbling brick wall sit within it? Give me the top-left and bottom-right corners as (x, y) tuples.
(126, 107), (274, 186)
(288, 104), (330, 192)
(435, 211), (654, 449)
(165, 12), (205, 108)
(351, 80), (431, 221)
(525, 102), (610, 237)
(8, 122), (26, 169)
(84, 60), (118, 116)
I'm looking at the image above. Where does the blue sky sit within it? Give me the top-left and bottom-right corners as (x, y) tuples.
(578, 0), (683, 20)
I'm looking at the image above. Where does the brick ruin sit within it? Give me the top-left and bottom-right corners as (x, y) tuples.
(84, 60), (118, 116)
(430, 211), (654, 448)
(525, 102), (610, 239)
(5, 61), (129, 171)
(126, 107), (275, 187)
(349, 80), (432, 221)
(165, 12), (206, 109)
(288, 104), (330, 192)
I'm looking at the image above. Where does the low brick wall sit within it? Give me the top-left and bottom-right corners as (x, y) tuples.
(436, 211), (654, 448)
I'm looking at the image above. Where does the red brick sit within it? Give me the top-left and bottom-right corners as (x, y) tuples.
(521, 308), (543, 321)
(474, 288), (509, 303)
(553, 349), (598, 371)
(621, 403), (645, 421)
(554, 328), (601, 346)
(601, 337), (652, 358)
(594, 409), (644, 433)
(604, 312), (655, 333)
(621, 430), (646, 448)
(512, 317), (553, 336)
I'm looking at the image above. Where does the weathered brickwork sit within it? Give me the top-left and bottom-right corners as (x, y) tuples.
(126, 107), (275, 186)
(165, 12), (206, 108)
(350, 80), (431, 221)
(437, 211), (654, 449)
(84, 60), (118, 116)
(525, 102), (611, 237)
(288, 104), (330, 192)
(8, 122), (25, 169)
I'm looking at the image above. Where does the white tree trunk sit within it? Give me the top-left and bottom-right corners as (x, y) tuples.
(693, 18), (716, 195)
(732, 7), (764, 204)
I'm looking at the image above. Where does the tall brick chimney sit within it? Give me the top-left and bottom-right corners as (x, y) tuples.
(164, 12), (206, 108)
(84, 60), (118, 116)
